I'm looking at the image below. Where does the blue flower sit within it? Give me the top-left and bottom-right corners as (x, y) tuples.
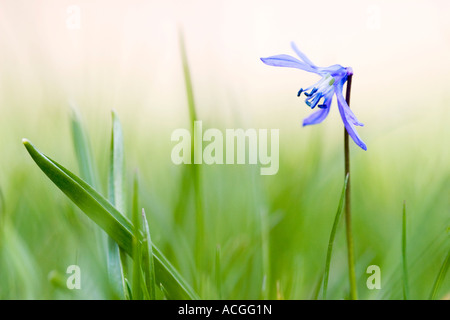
(261, 42), (367, 151)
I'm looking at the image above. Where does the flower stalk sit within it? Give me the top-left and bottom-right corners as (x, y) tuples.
(344, 74), (358, 300)
(261, 43), (365, 299)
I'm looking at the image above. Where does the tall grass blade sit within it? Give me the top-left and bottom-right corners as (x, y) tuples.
(69, 103), (100, 189)
(179, 31), (198, 124)
(22, 139), (199, 300)
(323, 173), (349, 300)
(312, 271), (324, 300)
(179, 30), (204, 281)
(429, 249), (450, 300)
(402, 201), (410, 300)
(69, 103), (106, 262)
(107, 110), (128, 299)
(109, 110), (126, 213)
(131, 171), (143, 300)
(141, 209), (157, 300)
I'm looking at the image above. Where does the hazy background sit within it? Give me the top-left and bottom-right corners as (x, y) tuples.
(0, 0), (448, 299)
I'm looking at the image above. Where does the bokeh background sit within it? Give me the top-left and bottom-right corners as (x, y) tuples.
(0, 0), (448, 299)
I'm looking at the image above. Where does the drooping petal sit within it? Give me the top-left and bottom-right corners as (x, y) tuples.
(260, 55), (317, 73)
(302, 90), (333, 126)
(302, 104), (331, 126)
(335, 80), (364, 127)
(335, 86), (367, 150)
(290, 42), (317, 68)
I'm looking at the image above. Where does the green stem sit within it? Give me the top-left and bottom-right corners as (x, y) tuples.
(344, 74), (358, 300)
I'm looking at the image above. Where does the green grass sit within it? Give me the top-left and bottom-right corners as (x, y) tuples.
(22, 138), (198, 300)
(0, 40), (448, 301)
(0, 109), (446, 299)
(322, 173), (348, 300)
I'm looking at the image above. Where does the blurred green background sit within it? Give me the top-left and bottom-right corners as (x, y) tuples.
(0, 0), (448, 299)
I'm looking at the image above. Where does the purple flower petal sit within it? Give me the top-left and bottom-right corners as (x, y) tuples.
(302, 105), (331, 126)
(260, 43), (367, 150)
(260, 55), (317, 73)
(320, 65), (348, 78)
(335, 81), (364, 127)
(335, 86), (367, 150)
(290, 42), (317, 68)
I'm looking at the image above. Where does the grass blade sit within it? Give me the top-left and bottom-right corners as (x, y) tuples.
(70, 103), (107, 264)
(311, 271), (324, 300)
(107, 240), (125, 299)
(22, 139), (199, 300)
(179, 30), (205, 283)
(323, 173), (349, 300)
(179, 31), (198, 124)
(69, 103), (100, 189)
(107, 110), (128, 299)
(131, 171), (143, 300)
(141, 209), (157, 300)
(109, 110), (126, 213)
(429, 249), (450, 300)
(402, 201), (410, 300)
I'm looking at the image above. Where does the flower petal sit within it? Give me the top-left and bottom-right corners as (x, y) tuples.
(335, 81), (364, 127)
(260, 55), (317, 73)
(335, 86), (367, 150)
(302, 105), (331, 126)
(290, 42), (317, 68)
(319, 64), (348, 78)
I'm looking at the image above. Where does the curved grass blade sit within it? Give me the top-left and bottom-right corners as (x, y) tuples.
(69, 102), (100, 189)
(179, 31), (205, 279)
(108, 110), (127, 299)
(109, 110), (126, 214)
(131, 172), (143, 300)
(323, 173), (349, 300)
(70, 103), (108, 265)
(429, 249), (450, 300)
(311, 270), (324, 300)
(141, 209), (157, 299)
(22, 139), (199, 300)
(402, 201), (410, 300)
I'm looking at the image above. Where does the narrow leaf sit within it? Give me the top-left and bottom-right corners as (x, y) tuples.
(429, 250), (450, 300)
(179, 30), (204, 278)
(69, 103), (100, 189)
(141, 209), (157, 300)
(22, 139), (199, 300)
(131, 171), (143, 300)
(109, 110), (126, 214)
(70, 103), (106, 262)
(323, 173), (349, 300)
(108, 110), (127, 299)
